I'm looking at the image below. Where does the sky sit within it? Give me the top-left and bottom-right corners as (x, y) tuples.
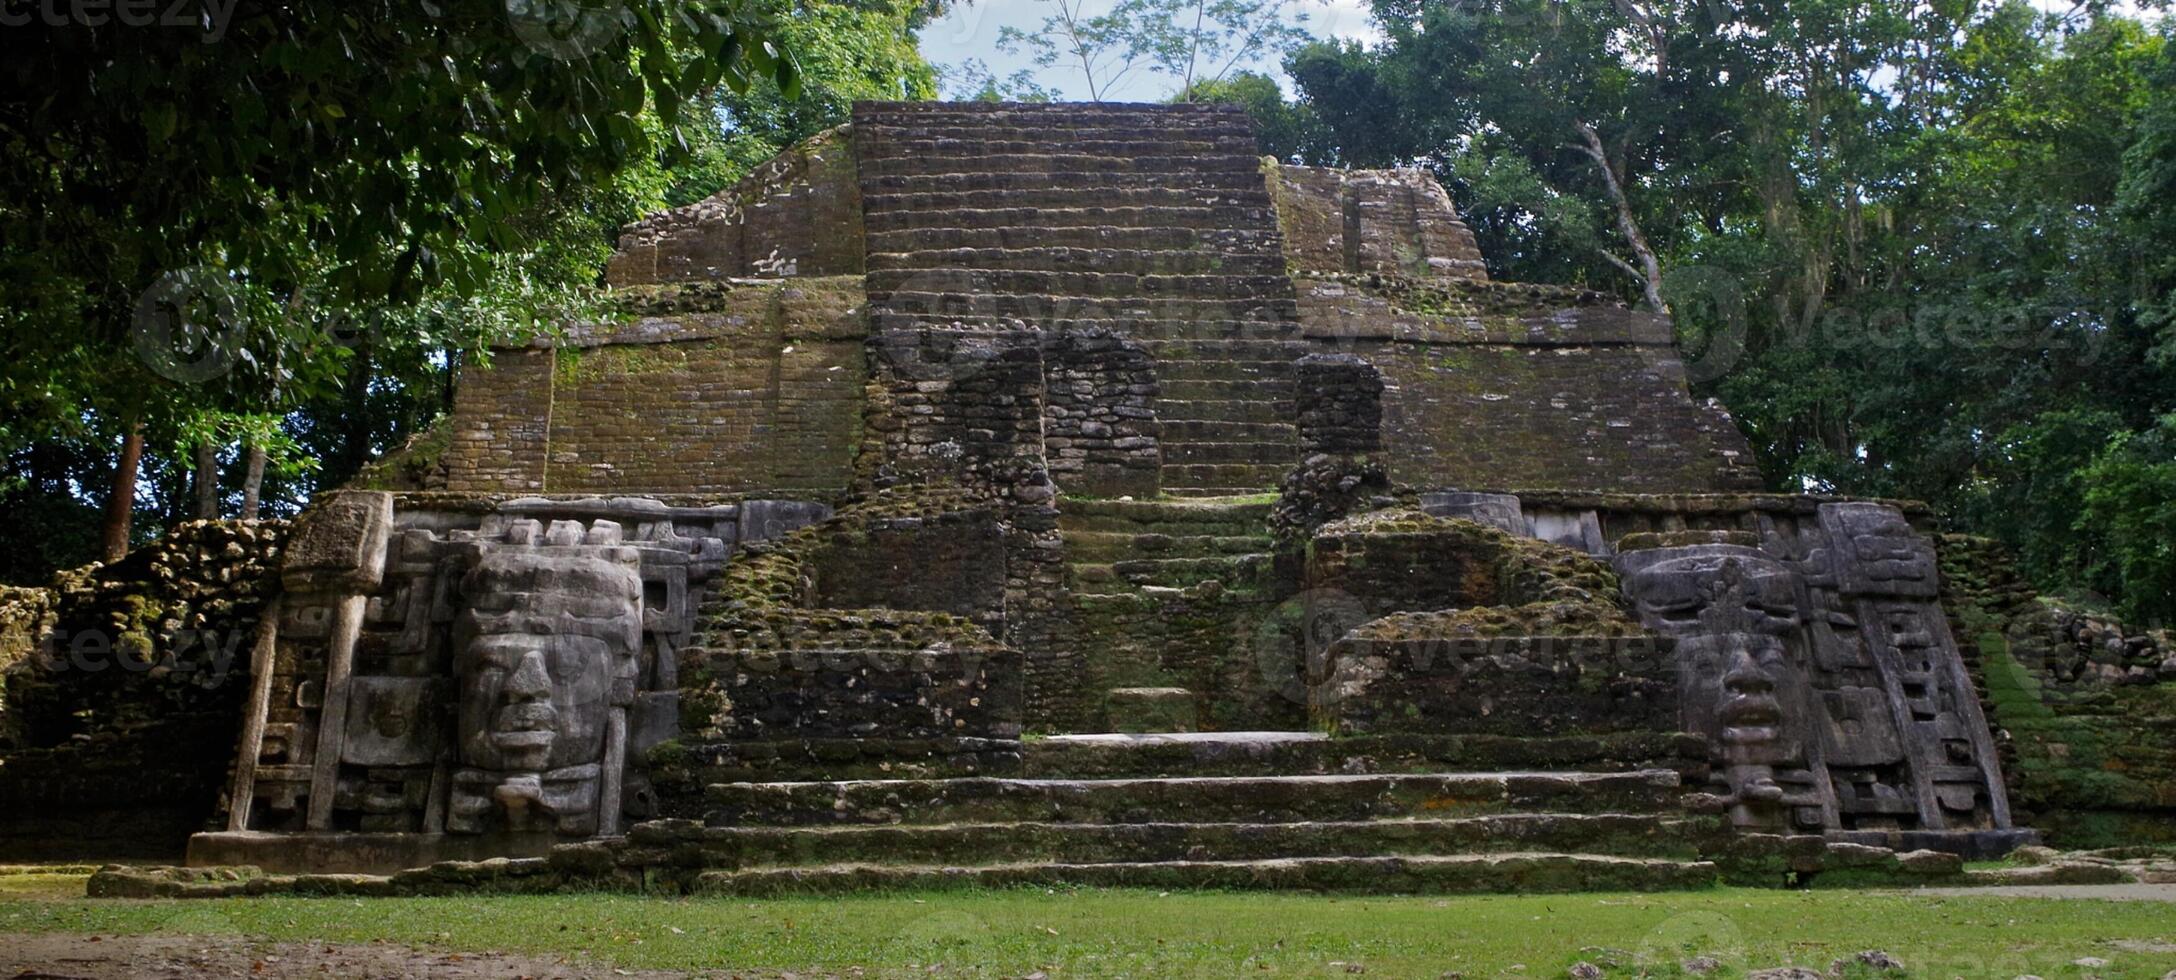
(918, 0), (2154, 103)
(919, 0), (1383, 102)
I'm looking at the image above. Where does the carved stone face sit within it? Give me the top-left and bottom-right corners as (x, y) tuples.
(1677, 632), (1787, 754)
(454, 549), (642, 777)
(1623, 548), (1805, 762)
(458, 633), (611, 773)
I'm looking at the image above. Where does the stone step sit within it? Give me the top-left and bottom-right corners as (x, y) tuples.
(1156, 420), (1297, 443)
(868, 291), (1298, 323)
(1059, 497), (1275, 522)
(858, 170), (1267, 196)
(857, 136), (1253, 158)
(1160, 442), (1296, 466)
(860, 152), (1266, 178)
(1156, 378), (1297, 401)
(853, 99), (1249, 118)
(1160, 462), (1292, 492)
(1024, 731), (1710, 780)
(853, 109), (1256, 130)
(862, 199), (1274, 230)
(866, 269), (1296, 301)
(703, 770), (1687, 827)
(1061, 531), (1271, 562)
(868, 314), (1301, 344)
(688, 853), (1719, 896)
(853, 108), (1252, 134)
(1153, 358), (1298, 382)
(1060, 521), (1272, 546)
(1163, 486), (1288, 498)
(856, 125), (1258, 148)
(1156, 398), (1292, 425)
(865, 224), (1277, 253)
(1069, 553), (1275, 592)
(615, 813), (1718, 873)
(1135, 337), (1309, 360)
(1057, 516), (1273, 540)
(867, 247), (1285, 277)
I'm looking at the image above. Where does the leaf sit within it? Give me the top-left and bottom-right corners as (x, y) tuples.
(146, 104), (177, 143)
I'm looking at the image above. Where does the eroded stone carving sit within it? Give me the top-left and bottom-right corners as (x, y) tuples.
(1618, 545), (1818, 829)
(446, 529), (643, 836)
(212, 496), (828, 864)
(1620, 503), (2016, 835)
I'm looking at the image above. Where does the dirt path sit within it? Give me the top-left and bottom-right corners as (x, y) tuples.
(0, 932), (710, 979)
(1901, 883), (2176, 902)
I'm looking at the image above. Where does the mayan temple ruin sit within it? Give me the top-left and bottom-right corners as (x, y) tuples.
(9, 101), (2174, 898)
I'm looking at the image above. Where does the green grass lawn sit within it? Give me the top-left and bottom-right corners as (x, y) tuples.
(5, 875), (2175, 978)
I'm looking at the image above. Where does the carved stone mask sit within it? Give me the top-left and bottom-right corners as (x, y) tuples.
(1623, 548), (1804, 759)
(454, 549), (643, 776)
(1824, 502), (1939, 596)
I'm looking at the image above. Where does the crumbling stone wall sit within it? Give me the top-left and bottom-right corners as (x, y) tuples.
(1041, 329), (1161, 498)
(1310, 510), (1655, 737)
(0, 585), (54, 747)
(858, 326), (1049, 496)
(1939, 534), (2176, 846)
(441, 278), (868, 495)
(0, 520), (285, 859)
(1294, 353), (1383, 456)
(606, 126), (864, 286)
(677, 489), (1024, 791)
(1269, 164), (1489, 280)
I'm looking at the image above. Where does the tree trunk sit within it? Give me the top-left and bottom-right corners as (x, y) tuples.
(194, 438), (220, 520)
(100, 422), (144, 562)
(1575, 121), (1669, 315)
(335, 337), (375, 486)
(240, 439), (266, 520)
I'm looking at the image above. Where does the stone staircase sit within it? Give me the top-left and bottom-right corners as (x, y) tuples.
(852, 102), (1304, 497)
(610, 732), (1722, 895)
(1061, 497), (1278, 597)
(1054, 497), (1283, 730)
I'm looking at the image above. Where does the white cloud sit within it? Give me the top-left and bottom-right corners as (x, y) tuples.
(1309, 0), (1383, 43)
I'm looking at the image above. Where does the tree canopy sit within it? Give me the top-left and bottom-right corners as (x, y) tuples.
(0, 0), (934, 580)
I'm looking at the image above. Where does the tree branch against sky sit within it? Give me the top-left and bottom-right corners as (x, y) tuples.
(979, 0), (1334, 100)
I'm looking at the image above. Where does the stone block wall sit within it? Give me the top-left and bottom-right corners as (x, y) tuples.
(1329, 634), (1677, 738)
(1305, 511), (1515, 618)
(1306, 508), (1673, 738)
(441, 348), (554, 492)
(605, 126), (864, 286)
(1294, 275), (1760, 493)
(700, 646), (1022, 743)
(804, 508), (1009, 626)
(441, 278), (868, 496)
